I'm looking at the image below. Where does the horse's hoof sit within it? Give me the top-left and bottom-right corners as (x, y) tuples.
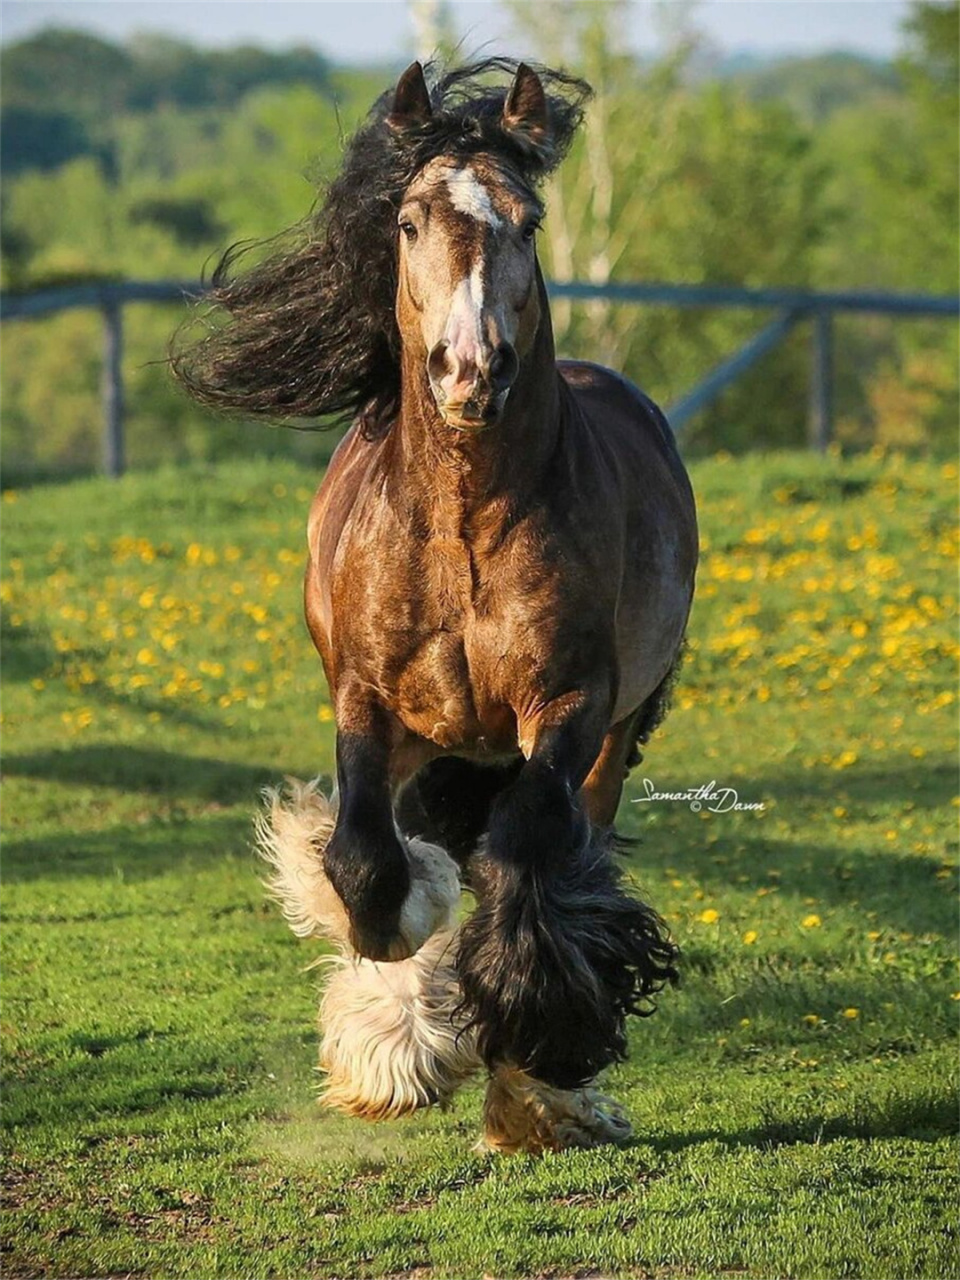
(398, 837), (462, 953)
(479, 1066), (633, 1155)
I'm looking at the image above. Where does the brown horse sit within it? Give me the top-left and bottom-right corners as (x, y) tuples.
(175, 59), (697, 1153)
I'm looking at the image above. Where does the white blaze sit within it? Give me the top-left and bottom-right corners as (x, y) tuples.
(441, 259), (487, 397)
(445, 167), (503, 229)
(446, 259), (485, 343)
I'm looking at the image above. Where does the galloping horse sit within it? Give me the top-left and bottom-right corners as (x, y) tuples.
(175, 59), (698, 1154)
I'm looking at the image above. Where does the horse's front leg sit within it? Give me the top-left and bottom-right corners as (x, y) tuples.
(324, 698), (458, 961)
(323, 713), (409, 960)
(456, 690), (678, 1152)
(258, 691), (473, 1118)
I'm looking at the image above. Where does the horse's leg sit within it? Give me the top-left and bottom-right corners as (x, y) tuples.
(258, 776), (477, 1116)
(457, 694), (677, 1152)
(579, 710), (644, 826)
(258, 701), (476, 1118)
(395, 756), (525, 867)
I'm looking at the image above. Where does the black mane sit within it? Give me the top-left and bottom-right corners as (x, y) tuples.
(171, 59), (592, 437)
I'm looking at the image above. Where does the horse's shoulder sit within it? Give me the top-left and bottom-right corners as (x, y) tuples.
(308, 424), (378, 555)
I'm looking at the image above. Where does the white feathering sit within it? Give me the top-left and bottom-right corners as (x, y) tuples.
(256, 777), (352, 948)
(255, 776), (463, 954)
(319, 929), (480, 1118)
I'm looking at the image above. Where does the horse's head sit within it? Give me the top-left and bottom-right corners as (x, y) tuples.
(390, 63), (551, 431)
(172, 60), (589, 439)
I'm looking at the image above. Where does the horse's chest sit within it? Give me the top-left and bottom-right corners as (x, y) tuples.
(384, 578), (518, 750)
(360, 546), (532, 751)
(385, 624), (509, 751)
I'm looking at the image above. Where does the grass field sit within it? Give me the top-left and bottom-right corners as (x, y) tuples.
(2, 449), (958, 1280)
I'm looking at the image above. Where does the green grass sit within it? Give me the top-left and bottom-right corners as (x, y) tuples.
(2, 449), (958, 1280)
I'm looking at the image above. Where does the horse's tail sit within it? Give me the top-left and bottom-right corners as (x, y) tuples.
(456, 826), (679, 1089)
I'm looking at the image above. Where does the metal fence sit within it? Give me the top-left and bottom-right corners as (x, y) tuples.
(2, 278), (957, 477)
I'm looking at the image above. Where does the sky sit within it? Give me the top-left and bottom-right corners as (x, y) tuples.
(0, 0), (913, 64)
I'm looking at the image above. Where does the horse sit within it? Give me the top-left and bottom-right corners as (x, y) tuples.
(174, 58), (698, 1154)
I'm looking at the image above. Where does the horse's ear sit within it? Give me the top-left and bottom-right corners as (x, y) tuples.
(502, 63), (550, 153)
(388, 61), (432, 130)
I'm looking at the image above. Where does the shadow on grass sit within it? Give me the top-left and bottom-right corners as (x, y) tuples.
(1, 810), (256, 885)
(0, 614), (58, 685)
(637, 1087), (957, 1155)
(3, 744), (279, 803)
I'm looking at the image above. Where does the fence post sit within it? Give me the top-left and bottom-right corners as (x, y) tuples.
(101, 297), (125, 478)
(808, 308), (833, 453)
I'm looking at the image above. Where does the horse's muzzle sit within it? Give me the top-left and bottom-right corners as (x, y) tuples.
(428, 341), (518, 429)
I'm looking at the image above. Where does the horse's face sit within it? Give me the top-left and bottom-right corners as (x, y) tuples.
(390, 62), (552, 430)
(396, 158), (542, 429)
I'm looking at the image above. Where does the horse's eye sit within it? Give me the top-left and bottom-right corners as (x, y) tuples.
(522, 220), (540, 242)
(399, 221), (418, 242)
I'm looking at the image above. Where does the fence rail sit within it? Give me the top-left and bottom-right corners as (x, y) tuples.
(2, 279), (957, 477)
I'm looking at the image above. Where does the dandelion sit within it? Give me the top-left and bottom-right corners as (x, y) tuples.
(801, 914), (822, 929)
(742, 930), (758, 945)
(698, 908), (719, 924)
(802, 1014), (820, 1026)
(842, 1008), (859, 1019)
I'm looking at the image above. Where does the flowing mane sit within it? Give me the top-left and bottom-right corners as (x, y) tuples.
(171, 58), (591, 438)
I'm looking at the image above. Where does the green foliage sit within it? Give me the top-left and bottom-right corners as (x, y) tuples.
(0, 27), (331, 119)
(809, 0), (960, 450)
(2, 452), (957, 1277)
(727, 51), (902, 123)
(0, 15), (956, 474)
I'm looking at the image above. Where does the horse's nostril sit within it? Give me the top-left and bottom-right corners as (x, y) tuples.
(427, 341), (454, 385)
(490, 344), (519, 392)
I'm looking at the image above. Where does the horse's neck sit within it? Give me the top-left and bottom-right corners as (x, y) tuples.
(391, 299), (562, 527)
